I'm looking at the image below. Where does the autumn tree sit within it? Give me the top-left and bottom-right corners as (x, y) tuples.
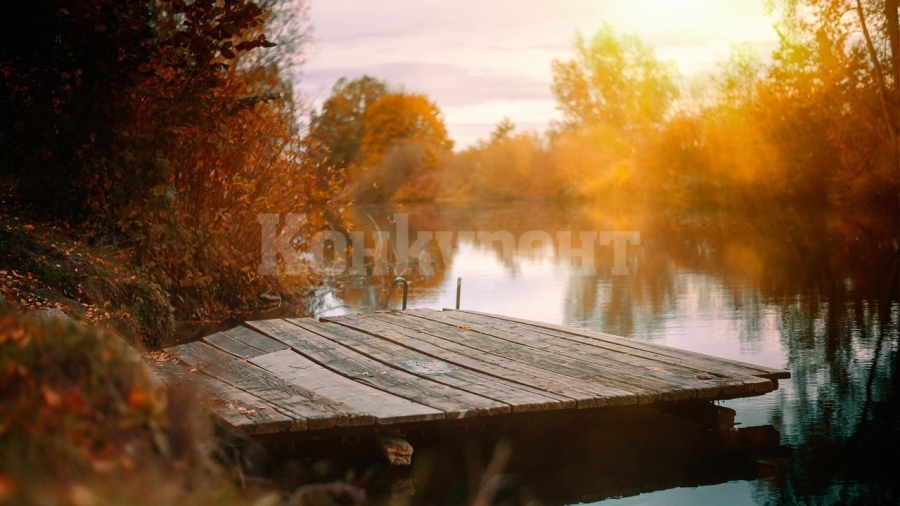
(0, 0), (156, 218)
(551, 23), (679, 133)
(633, 0), (899, 216)
(307, 75), (390, 172)
(490, 117), (516, 142)
(546, 24), (677, 203)
(774, 0), (898, 141)
(341, 92), (453, 202)
(0, 0), (341, 339)
(762, 0), (899, 210)
(444, 120), (553, 202)
(360, 93), (453, 167)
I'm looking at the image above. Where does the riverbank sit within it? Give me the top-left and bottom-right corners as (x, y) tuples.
(0, 178), (175, 346)
(0, 175), (327, 349)
(0, 181), (363, 505)
(0, 183), (240, 503)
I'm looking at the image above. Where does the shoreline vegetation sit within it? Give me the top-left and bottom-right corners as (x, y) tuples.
(1, 0), (897, 503)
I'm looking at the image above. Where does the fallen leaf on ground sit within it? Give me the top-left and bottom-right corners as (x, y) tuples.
(41, 385), (61, 408)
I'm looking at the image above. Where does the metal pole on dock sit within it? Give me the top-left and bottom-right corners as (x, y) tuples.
(383, 277), (409, 310)
(455, 277), (462, 309)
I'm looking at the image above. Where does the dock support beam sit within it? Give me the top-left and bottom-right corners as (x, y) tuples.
(376, 433), (413, 465)
(661, 400), (736, 431)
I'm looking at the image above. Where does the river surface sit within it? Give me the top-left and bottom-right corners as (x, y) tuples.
(300, 201), (898, 505)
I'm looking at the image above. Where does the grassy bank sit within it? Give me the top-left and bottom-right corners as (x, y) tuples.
(0, 176), (322, 349)
(0, 217), (172, 348)
(0, 184), (360, 504)
(0, 184), (257, 503)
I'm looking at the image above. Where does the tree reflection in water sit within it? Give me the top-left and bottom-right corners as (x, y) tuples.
(302, 201), (897, 504)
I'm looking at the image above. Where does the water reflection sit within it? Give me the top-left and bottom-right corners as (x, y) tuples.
(264, 408), (784, 505)
(302, 201), (898, 504)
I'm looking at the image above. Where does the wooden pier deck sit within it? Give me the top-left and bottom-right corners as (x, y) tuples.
(155, 309), (790, 438)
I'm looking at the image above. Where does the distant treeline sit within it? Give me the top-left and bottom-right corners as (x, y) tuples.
(310, 0), (898, 232)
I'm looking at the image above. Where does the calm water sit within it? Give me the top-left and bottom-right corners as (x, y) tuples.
(302, 201), (898, 505)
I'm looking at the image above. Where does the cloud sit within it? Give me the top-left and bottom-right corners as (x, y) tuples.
(301, 0), (781, 147)
(525, 42), (574, 52)
(322, 28), (425, 44)
(303, 62), (553, 109)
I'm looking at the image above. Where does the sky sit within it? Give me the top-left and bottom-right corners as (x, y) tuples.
(298, 0), (781, 149)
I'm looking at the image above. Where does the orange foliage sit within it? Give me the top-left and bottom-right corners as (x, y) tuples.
(2, 0), (342, 329)
(442, 11), (897, 223)
(360, 93), (453, 168)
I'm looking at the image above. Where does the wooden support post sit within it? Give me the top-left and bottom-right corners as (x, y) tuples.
(376, 433), (413, 466)
(661, 400), (736, 431)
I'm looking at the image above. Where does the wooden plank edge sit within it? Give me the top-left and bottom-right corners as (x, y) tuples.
(449, 309), (791, 380)
(402, 310), (778, 400)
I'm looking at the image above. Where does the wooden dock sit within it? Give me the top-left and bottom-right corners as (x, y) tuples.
(155, 309), (790, 439)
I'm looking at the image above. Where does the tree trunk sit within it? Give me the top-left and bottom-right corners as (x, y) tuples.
(886, 0), (900, 155)
(855, 0), (897, 139)
(886, 0), (899, 98)
(889, 0), (900, 203)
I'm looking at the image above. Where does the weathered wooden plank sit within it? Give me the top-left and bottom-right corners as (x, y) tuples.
(285, 318), (572, 413)
(363, 312), (709, 403)
(246, 318), (509, 418)
(167, 341), (372, 430)
(203, 332), (267, 359)
(160, 306), (788, 441)
(440, 310), (778, 393)
(408, 310), (775, 399)
(223, 325), (289, 354)
(456, 309), (790, 380)
(250, 349), (444, 425)
(327, 314), (638, 408)
(150, 358), (294, 435)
